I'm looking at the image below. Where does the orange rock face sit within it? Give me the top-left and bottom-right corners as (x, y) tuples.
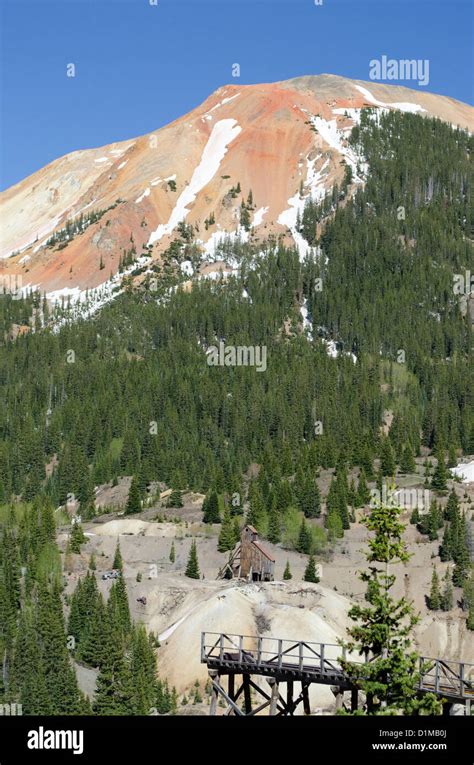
(1, 74), (472, 295)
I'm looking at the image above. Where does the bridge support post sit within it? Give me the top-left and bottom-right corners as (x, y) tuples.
(351, 688), (358, 712)
(302, 683), (311, 715)
(268, 678), (279, 715)
(243, 673), (252, 714)
(331, 685), (344, 711)
(209, 670), (219, 716)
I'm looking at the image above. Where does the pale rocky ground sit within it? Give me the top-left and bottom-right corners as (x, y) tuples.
(60, 462), (474, 714)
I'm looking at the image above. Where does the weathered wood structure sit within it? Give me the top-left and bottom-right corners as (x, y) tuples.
(218, 525), (275, 581)
(201, 632), (474, 716)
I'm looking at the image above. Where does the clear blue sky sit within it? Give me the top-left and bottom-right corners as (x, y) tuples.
(1, 0), (472, 190)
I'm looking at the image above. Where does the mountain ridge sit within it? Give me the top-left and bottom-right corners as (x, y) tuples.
(1, 73), (472, 295)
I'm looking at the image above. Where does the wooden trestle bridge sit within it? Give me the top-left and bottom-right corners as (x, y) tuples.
(201, 632), (474, 716)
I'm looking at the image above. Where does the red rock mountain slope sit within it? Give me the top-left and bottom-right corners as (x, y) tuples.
(1, 74), (473, 295)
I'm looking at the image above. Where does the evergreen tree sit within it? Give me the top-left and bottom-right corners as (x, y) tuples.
(379, 437), (396, 476)
(340, 502), (441, 715)
(185, 540), (200, 579)
(218, 506), (235, 552)
(431, 448), (448, 492)
(126, 475), (142, 515)
(202, 490), (220, 523)
(296, 517), (312, 554)
(441, 569), (453, 612)
(303, 555), (319, 583)
(399, 444), (416, 474)
(428, 568), (441, 610)
(283, 561), (292, 580)
(169, 541), (175, 563)
(113, 542), (123, 571)
(167, 489), (183, 508)
(69, 522), (86, 554)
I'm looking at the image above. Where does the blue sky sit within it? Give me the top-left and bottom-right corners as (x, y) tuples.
(1, 0), (472, 190)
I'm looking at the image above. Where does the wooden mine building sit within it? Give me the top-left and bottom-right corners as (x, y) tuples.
(218, 525), (275, 581)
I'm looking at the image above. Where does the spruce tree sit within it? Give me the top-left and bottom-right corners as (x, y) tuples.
(380, 437), (396, 476)
(126, 475), (142, 515)
(218, 506), (235, 552)
(400, 444), (416, 474)
(283, 561), (292, 580)
(428, 568), (441, 610)
(431, 448), (448, 492)
(69, 522), (86, 553)
(185, 540), (200, 579)
(202, 490), (220, 523)
(441, 569), (453, 611)
(113, 542), (123, 571)
(303, 555), (319, 583)
(340, 503), (441, 715)
(167, 489), (183, 508)
(169, 541), (175, 563)
(296, 517), (312, 554)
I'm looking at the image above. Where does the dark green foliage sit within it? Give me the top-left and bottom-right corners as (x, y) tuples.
(202, 490), (220, 523)
(283, 561), (292, 580)
(428, 568), (441, 610)
(218, 506), (235, 552)
(69, 522), (86, 553)
(303, 554), (319, 583)
(185, 539), (200, 579)
(113, 542), (123, 572)
(167, 489), (183, 508)
(126, 476), (142, 515)
(341, 502), (442, 715)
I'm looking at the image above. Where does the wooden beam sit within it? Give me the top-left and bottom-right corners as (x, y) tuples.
(269, 678), (279, 716)
(209, 670), (219, 716)
(302, 683), (311, 715)
(243, 673), (252, 714)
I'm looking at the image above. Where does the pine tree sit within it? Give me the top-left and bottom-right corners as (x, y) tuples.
(89, 552), (96, 571)
(126, 475), (142, 515)
(444, 489), (459, 522)
(267, 500), (281, 544)
(303, 555), (319, 583)
(167, 489), (183, 508)
(296, 517), (312, 554)
(69, 522), (86, 553)
(453, 513), (470, 587)
(379, 437), (396, 476)
(169, 541), (175, 563)
(340, 502), (441, 715)
(283, 561), (292, 580)
(185, 540), (200, 579)
(428, 568), (441, 610)
(441, 569), (453, 611)
(399, 444), (416, 474)
(431, 448), (448, 492)
(439, 523), (452, 562)
(218, 506), (235, 552)
(113, 542), (123, 571)
(202, 490), (220, 523)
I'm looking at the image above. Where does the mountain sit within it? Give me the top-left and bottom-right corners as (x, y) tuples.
(1, 74), (472, 296)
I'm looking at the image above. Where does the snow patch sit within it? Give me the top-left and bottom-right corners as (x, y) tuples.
(94, 157), (110, 163)
(253, 206), (269, 227)
(451, 461), (474, 484)
(354, 85), (425, 114)
(117, 160), (128, 170)
(135, 188), (150, 204)
(148, 119), (241, 246)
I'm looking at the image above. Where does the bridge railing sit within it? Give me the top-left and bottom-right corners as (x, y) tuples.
(418, 656), (474, 699)
(201, 632), (366, 675)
